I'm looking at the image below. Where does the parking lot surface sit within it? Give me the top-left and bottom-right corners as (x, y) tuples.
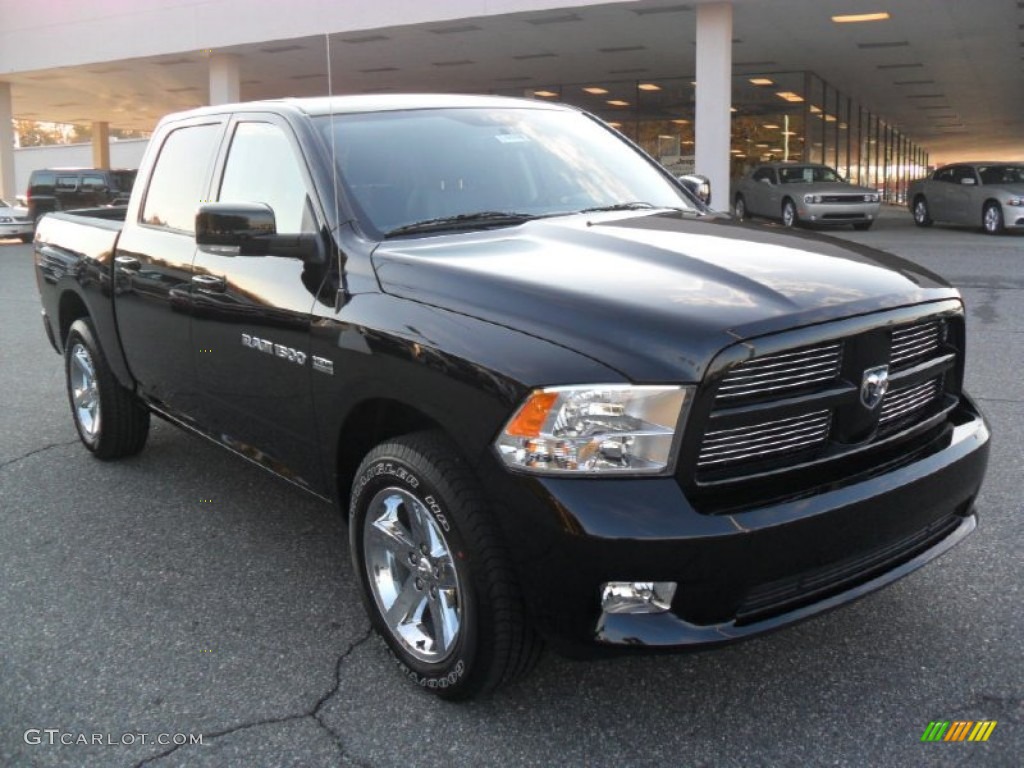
(1, 211), (1021, 767)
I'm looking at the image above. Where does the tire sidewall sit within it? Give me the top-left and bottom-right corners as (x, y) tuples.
(350, 450), (481, 695)
(734, 195), (746, 220)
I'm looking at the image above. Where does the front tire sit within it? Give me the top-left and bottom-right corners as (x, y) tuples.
(19, 233), (33, 243)
(350, 431), (541, 699)
(853, 222), (873, 231)
(64, 318), (149, 459)
(781, 198), (798, 228)
(983, 202), (1004, 235)
(912, 197), (933, 227)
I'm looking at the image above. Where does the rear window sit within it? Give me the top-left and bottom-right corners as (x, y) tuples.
(30, 171), (56, 191)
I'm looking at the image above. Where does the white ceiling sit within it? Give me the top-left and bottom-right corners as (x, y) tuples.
(2, 0), (1021, 163)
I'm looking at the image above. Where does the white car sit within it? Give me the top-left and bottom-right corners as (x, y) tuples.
(908, 162), (1024, 235)
(733, 163), (881, 230)
(0, 198), (33, 243)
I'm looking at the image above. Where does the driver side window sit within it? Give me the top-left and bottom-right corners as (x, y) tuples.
(219, 122), (315, 234)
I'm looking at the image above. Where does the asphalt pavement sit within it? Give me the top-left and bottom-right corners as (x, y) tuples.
(1, 209), (1021, 767)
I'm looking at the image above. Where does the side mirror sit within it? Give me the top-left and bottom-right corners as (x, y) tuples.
(759, 177), (773, 185)
(196, 202), (324, 265)
(677, 174), (712, 206)
(960, 177), (977, 186)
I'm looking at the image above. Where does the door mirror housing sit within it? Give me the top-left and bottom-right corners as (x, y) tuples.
(677, 174), (712, 206)
(196, 202), (324, 265)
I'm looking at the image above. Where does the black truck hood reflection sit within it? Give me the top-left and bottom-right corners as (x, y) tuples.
(371, 212), (957, 383)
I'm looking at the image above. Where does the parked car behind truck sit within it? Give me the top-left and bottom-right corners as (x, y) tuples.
(26, 167), (137, 224)
(733, 163), (881, 230)
(908, 162), (1024, 234)
(34, 95), (989, 699)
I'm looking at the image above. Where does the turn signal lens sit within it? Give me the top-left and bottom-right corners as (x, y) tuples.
(495, 385), (690, 475)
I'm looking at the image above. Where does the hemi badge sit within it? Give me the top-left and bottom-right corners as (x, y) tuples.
(312, 356), (334, 375)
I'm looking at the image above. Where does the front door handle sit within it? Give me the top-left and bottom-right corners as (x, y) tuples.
(114, 255), (140, 271)
(191, 274), (226, 293)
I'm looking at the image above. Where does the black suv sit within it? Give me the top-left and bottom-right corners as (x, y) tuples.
(26, 168), (137, 222)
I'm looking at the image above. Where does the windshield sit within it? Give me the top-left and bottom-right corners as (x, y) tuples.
(315, 107), (694, 237)
(977, 165), (1024, 185)
(779, 165), (843, 184)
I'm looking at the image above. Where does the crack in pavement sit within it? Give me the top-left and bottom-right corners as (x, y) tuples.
(0, 439), (81, 471)
(133, 627), (375, 768)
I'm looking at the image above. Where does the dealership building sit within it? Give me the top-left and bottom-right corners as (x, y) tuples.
(0, 0), (1020, 205)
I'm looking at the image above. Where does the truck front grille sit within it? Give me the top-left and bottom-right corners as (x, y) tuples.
(688, 305), (962, 494)
(698, 411), (831, 468)
(715, 343), (842, 402)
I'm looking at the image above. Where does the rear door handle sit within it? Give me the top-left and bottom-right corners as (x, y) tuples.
(191, 274), (226, 293)
(114, 255), (140, 271)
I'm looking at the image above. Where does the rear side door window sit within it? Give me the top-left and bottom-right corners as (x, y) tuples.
(55, 175), (79, 193)
(141, 123), (222, 232)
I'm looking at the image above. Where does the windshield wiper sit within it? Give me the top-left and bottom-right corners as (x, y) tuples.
(576, 202), (704, 217)
(384, 211), (538, 237)
(577, 202), (661, 213)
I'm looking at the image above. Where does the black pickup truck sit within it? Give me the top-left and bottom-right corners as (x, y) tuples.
(34, 95), (989, 699)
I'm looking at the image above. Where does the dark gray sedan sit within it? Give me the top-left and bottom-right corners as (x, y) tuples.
(733, 163), (881, 230)
(908, 162), (1024, 235)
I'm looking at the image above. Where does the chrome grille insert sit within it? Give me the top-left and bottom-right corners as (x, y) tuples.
(879, 379), (940, 425)
(891, 321), (941, 369)
(698, 410), (831, 467)
(717, 343), (842, 401)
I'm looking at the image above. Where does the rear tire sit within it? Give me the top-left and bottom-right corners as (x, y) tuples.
(912, 197), (933, 227)
(64, 318), (150, 459)
(734, 195), (748, 221)
(983, 202), (1004, 235)
(350, 431), (542, 699)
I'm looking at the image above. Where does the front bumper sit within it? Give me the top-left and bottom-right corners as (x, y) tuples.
(797, 201), (879, 225)
(488, 395), (988, 655)
(1000, 202), (1024, 230)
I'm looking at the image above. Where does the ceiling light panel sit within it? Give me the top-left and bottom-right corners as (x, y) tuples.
(833, 12), (892, 23)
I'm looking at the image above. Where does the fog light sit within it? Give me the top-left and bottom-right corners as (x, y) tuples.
(601, 581), (677, 614)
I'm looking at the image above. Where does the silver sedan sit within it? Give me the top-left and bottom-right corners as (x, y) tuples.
(908, 162), (1024, 235)
(733, 163), (881, 231)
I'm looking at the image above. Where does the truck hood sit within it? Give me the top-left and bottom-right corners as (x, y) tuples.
(371, 212), (957, 382)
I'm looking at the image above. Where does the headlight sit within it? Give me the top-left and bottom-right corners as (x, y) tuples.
(1006, 197), (1024, 207)
(495, 384), (691, 475)
(864, 193), (881, 203)
(803, 194), (822, 204)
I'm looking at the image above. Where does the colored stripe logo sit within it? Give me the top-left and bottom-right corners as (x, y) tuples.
(921, 721), (997, 742)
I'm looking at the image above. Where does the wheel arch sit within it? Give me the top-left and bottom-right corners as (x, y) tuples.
(334, 397), (449, 511)
(57, 289), (90, 351)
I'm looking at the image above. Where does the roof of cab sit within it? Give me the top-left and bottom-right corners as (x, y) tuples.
(160, 93), (572, 123)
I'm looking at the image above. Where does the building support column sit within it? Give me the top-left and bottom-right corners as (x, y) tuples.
(694, 1), (733, 209)
(0, 82), (15, 201)
(209, 54), (240, 105)
(92, 121), (111, 169)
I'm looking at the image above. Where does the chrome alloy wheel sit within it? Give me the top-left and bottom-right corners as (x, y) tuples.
(363, 487), (463, 663)
(914, 200), (928, 224)
(69, 342), (101, 440)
